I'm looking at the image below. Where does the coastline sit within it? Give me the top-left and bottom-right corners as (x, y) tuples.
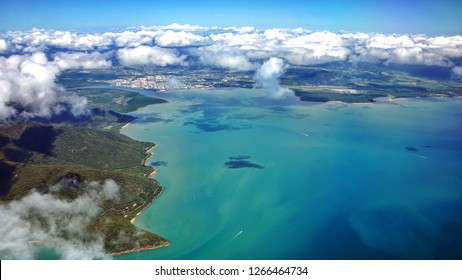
(111, 240), (170, 256)
(130, 187), (164, 225)
(117, 123), (168, 256)
(121, 122), (131, 130)
(142, 144), (157, 166)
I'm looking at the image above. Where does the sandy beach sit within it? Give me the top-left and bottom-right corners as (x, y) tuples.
(130, 186), (164, 225)
(111, 240), (170, 256)
(142, 144), (157, 165)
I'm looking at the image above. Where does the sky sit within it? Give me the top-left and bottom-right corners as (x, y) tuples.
(1, 0), (461, 35)
(1, 0), (462, 120)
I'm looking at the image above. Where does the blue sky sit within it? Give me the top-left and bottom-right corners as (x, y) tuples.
(1, 0), (461, 35)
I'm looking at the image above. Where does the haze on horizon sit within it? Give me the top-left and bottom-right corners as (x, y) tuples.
(1, 0), (461, 36)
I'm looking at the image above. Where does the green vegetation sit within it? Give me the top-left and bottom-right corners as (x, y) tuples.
(36, 87), (168, 131)
(0, 73), (172, 257)
(56, 71), (119, 88)
(0, 121), (168, 255)
(290, 86), (387, 103)
(69, 88), (167, 114)
(282, 64), (461, 103)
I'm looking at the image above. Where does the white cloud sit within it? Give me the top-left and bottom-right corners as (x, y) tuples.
(254, 57), (294, 99)
(223, 26), (256, 34)
(452, 66), (462, 79)
(351, 33), (462, 66)
(2, 25), (462, 71)
(117, 45), (187, 67)
(157, 23), (209, 31)
(0, 52), (89, 120)
(193, 45), (257, 71)
(72, 34), (113, 50)
(5, 30), (113, 52)
(0, 179), (119, 259)
(0, 39), (7, 53)
(53, 52), (112, 70)
(112, 30), (157, 48)
(155, 30), (209, 47)
(210, 32), (262, 46)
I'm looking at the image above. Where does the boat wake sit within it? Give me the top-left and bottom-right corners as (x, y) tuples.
(230, 230), (244, 242)
(415, 155), (428, 159)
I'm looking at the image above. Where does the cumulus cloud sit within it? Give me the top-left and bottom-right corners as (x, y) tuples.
(2, 25), (462, 72)
(142, 23), (208, 32)
(117, 45), (187, 67)
(0, 52), (89, 120)
(193, 45), (257, 71)
(350, 33), (462, 66)
(452, 66), (462, 79)
(0, 179), (120, 259)
(112, 30), (158, 48)
(53, 52), (112, 70)
(155, 30), (209, 47)
(223, 26), (256, 34)
(5, 29), (114, 52)
(0, 39), (7, 53)
(282, 32), (351, 65)
(254, 57), (294, 99)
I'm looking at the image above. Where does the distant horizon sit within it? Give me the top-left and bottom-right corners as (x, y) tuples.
(1, 0), (461, 36)
(1, 23), (460, 37)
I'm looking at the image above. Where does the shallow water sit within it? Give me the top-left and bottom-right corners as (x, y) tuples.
(119, 89), (462, 259)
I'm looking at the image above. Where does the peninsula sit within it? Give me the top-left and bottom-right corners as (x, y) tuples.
(0, 89), (169, 257)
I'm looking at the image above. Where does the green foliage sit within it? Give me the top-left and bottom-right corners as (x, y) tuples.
(292, 89), (386, 103)
(69, 88), (167, 113)
(0, 121), (167, 255)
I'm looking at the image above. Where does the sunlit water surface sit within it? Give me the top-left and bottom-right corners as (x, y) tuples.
(118, 89), (462, 259)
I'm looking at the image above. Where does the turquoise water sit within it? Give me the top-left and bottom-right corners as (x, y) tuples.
(119, 88), (462, 259)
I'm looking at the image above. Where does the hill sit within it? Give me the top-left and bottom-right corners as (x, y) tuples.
(0, 121), (168, 257)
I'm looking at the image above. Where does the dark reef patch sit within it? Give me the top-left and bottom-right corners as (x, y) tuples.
(230, 113), (265, 121)
(151, 161), (168, 167)
(137, 116), (173, 124)
(229, 155), (251, 160)
(406, 147), (419, 152)
(224, 156), (264, 169)
(265, 106), (310, 119)
(180, 101), (253, 132)
(132, 113), (174, 124)
(184, 119), (251, 132)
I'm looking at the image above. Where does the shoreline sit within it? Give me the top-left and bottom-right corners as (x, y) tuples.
(111, 240), (170, 256)
(118, 122), (168, 256)
(121, 122), (131, 130)
(142, 144), (157, 166)
(130, 187), (164, 225)
(120, 118), (136, 132)
(148, 168), (158, 178)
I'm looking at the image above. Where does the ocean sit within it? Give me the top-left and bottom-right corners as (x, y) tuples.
(118, 88), (462, 260)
